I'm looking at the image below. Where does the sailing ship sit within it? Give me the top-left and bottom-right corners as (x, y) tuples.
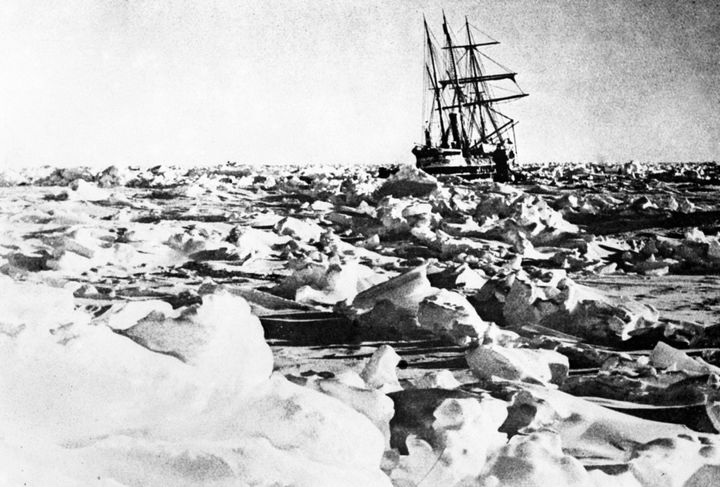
(412, 13), (528, 180)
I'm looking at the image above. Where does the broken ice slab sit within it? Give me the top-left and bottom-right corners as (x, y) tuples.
(273, 216), (325, 243)
(4, 250), (52, 272)
(180, 260), (282, 282)
(304, 375), (395, 447)
(426, 263), (488, 290)
(361, 345), (402, 392)
(348, 265), (435, 316)
(388, 396), (508, 486)
(466, 344), (569, 386)
(103, 300), (175, 331)
(470, 380), (701, 465)
(386, 388), (495, 454)
(623, 434), (720, 487)
(228, 287), (314, 316)
(295, 261), (383, 306)
(373, 196), (439, 239)
(417, 289), (490, 345)
(325, 210), (380, 232)
(373, 165), (439, 199)
(633, 256), (673, 276)
(188, 247), (246, 262)
(342, 265), (495, 344)
(412, 370), (463, 389)
(474, 431), (596, 487)
(66, 179), (112, 202)
(650, 341), (720, 376)
(351, 300), (426, 337)
(474, 191), (581, 246)
(478, 268), (662, 344)
(270, 257), (384, 306)
(582, 396), (720, 434)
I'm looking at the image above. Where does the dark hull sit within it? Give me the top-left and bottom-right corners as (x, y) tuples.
(413, 145), (495, 179)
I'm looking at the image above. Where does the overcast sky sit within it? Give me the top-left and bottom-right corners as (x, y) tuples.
(1, 0), (718, 168)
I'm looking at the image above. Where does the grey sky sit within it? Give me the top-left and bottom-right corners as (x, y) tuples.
(1, 0), (718, 167)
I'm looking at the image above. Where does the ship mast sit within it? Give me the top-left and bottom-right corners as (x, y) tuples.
(464, 17), (488, 144)
(464, 17), (502, 144)
(416, 14), (528, 154)
(423, 16), (446, 148)
(441, 12), (468, 153)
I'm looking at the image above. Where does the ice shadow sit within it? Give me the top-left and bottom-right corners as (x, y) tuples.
(260, 312), (468, 367)
(567, 209), (720, 236)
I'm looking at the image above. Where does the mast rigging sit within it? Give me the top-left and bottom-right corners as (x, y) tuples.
(412, 12), (528, 180)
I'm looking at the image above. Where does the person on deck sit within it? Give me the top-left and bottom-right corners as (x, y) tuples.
(492, 143), (510, 183)
(506, 139), (515, 160)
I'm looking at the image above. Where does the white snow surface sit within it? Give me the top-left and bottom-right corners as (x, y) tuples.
(0, 277), (390, 486)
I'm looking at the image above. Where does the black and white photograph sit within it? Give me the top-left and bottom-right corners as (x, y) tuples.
(1, 1), (719, 485)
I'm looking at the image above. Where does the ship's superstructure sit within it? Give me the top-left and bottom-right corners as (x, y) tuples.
(413, 13), (528, 179)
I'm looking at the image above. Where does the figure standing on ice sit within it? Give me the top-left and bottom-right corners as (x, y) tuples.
(493, 143), (510, 183)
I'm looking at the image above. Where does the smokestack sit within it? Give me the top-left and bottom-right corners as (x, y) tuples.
(449, 113), (461, 148)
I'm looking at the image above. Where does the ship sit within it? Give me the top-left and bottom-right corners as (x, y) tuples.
(412, 13), (528, 180)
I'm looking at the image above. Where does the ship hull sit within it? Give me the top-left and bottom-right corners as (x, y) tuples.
(412, 146), (495, 179)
